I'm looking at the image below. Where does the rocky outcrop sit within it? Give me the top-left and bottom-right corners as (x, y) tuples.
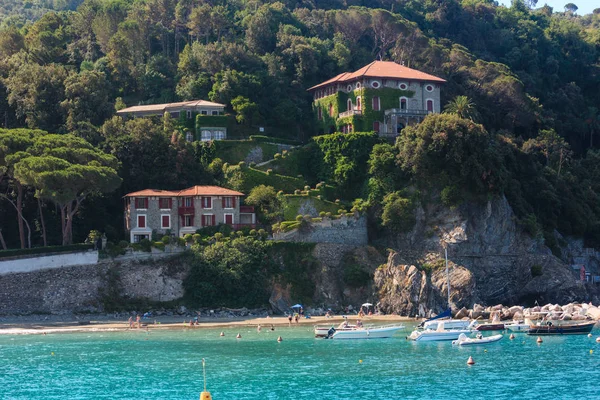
(374, 252), (475, 316)
(374, 195), (600, 315)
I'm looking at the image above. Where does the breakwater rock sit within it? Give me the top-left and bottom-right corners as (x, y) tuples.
(451, 302), (600, 321)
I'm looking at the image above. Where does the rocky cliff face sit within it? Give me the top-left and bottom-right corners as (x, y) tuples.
(374, 195), (600, 316)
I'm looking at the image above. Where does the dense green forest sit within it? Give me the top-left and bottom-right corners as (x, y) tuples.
(1, 0), (600, 251)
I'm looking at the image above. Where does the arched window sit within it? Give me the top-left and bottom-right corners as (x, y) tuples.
(201, 130), (212, 141)
(356, 96), (361, 111)
(400, 97), (408, 110)
(372, 96), (380, 111)
(347, 99), (352, 111)
(426, 99), (434, 112)
(373, 121), (380, 133)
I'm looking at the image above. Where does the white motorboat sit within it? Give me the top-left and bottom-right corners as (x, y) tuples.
(314, 321), (361, 337)
(422, 319), (471, 330)
(452, 333), (503, 346)
(329, 324), (405, 339)
(505, 321), (530, 332)
(408, 322), (474, 342)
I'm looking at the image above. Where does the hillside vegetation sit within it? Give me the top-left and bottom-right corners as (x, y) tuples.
(0, 0), (599, 252)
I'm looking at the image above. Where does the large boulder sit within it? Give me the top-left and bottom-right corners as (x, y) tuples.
(586, 306), (600, 320)
(454, 307), (469, 319)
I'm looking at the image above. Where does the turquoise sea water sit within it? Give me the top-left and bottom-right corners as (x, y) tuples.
(1, 324), (599, 399)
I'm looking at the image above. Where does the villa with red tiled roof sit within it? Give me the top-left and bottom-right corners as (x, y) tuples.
(308, 61), (445, 136)
(124, 186), (255, 242)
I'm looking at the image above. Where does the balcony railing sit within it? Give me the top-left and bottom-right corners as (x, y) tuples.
(384, 108), (431, 116)
(178, 206), (195, 215)
(338, 109), (362, 118)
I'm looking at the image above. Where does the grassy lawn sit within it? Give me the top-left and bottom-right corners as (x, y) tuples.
(283, 195), (340, 220)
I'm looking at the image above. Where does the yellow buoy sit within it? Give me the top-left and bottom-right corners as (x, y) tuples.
(509, 334), (515, 340)
(199, 358), (212, 400)
(277, 336), (283, 342)
(590, 350), (594, 355)
(536, 336), (543, 344)
(219, 332), (224, 337)
(236, 333), (241, 339)
(467, 356), (475, 365)
(51, 352), (55, 356)
(359, 359), (363, 364)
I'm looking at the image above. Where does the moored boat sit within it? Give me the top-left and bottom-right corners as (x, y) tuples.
(314, 321), (359, 338)
(408, 321), (474, 342)
(474, 322), (505, 331)
(422, 319), (471, 330)
(328, 324), (405, 339)
(452, 333), (503, 346)
(505, 321), (530, 332)
(527, 321), (596, 335)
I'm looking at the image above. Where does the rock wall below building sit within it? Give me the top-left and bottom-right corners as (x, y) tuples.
(0, 255), (189, 315)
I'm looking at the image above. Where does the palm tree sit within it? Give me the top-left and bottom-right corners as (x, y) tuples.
(443, 96), (479, 121)
(585, 107), (600, 148)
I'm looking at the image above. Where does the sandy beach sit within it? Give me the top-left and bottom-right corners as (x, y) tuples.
(0, 314), (417, 335)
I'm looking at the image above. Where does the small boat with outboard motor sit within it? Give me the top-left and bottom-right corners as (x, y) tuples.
(325, 324), (405, 339)
(505, 320), (530, 332)
(314, 321), (361, 338)
(408, 321), (475, 342)
(527, 320), (596, 335)
(452, 333), (503, 346)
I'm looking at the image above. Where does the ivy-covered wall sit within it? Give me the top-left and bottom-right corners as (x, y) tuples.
(312, 87), (415, 133)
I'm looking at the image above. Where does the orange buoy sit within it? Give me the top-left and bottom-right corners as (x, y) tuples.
(277, 336), (283, 342)
(236, 333), (241, 339)
(220, 332), (224, 337)
(509, 334), (515, 340)
(536, 336), (543, 344)
(467, 356), (475, 365)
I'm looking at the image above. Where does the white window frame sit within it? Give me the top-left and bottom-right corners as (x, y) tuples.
(211, 110), (219, 116)
(224, 213), (234, 224)
(347, 84), (352, 92)
(137, 214), (147, 229)
(426, 98), (434, 113)
(201, 110), (208, 115)
(202, 214), (214, 227)
(425, 84), (434, 92)
(347, 99), (352, 111)
(202, 196), (212, 210)
(214, 130), (225, 140)
(371, 80), (381, 88)
(186, 110), (192, 119)
(135, 197), (147, 211)
(183, 214), (194, 227)
(186, 132), (193, 142)
(224, 196), (234, 209)
(355, 96), (361, 111)
(159, 198), (171, 211)
(201, 130), (212, 141)
(400, 96), (409, 110)
(399, 82), (408, 90)
(161, 214), (171, 229)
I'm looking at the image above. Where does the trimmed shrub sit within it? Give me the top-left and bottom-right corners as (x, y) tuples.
(249, 161), (256, 168)
(295, 215), (303, 222)
(266, 169), (273, 175)
(304, 185), (310, 191)
(161, 235), (171, 245)
(184, 234), (193, 243)
(319, 211), (326, 217)
(192, 234), (201, 243)
(274, 153), (282, 160)
(118, 240), (129, 249)
(294, 189), (301, 195)
(238, 161), (247, 169)
(153, 241), (166, 251)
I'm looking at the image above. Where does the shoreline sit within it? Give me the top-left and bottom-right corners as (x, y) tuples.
(0, 314), (417, 335)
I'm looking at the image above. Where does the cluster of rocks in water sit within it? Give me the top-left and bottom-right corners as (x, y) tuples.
(452, 303), (600, 321)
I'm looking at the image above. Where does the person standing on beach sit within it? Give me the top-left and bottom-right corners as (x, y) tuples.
(294, 314), (299, 324)
(288, 314), (292, 326)
(136, 314), (141, 329)
(128, 316), (133, 329)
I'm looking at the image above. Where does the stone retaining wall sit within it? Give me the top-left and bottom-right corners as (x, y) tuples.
(0, 251), (98, 275)
(274, 215), (368, 245)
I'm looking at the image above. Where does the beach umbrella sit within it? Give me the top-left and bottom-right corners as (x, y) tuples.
(291, 304), (303, 308)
